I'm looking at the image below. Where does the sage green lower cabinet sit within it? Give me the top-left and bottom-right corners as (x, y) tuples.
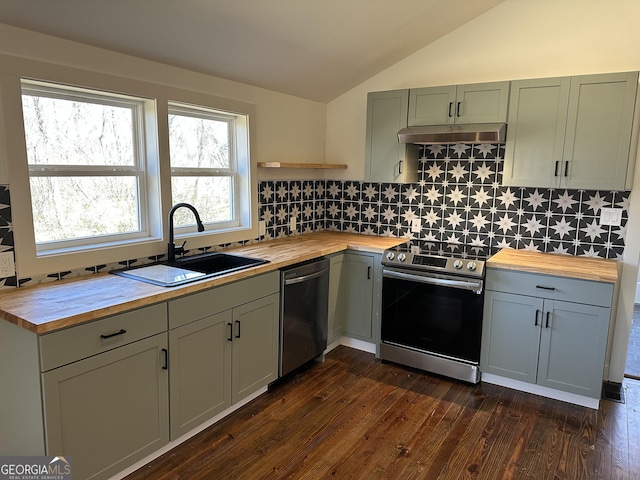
(342, 251), (382, 347)
(327, 253), (345, 344)
(167, 272), (279, 439)
(231, 294), (280, 403)
(38, 303), (169, 480)
(168, 311), (232, 438)
(481, 269), (613, 402)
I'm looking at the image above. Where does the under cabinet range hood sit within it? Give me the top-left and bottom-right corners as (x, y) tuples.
(397, 123), (506, 145)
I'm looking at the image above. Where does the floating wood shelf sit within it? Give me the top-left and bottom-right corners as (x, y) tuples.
(257, 162), (347, 170)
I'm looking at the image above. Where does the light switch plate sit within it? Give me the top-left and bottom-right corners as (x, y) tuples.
(600, 207), (622, 226)
(411, 218), (421, 233)
(0, 251), (15, 278)
(290, 216), (297, 232)
(258, 220), (266, 236)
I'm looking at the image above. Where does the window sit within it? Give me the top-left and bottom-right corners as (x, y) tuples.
(168, 102), (252, 234)
(7, 61), (257, 278)
(21, 81), (150, 252)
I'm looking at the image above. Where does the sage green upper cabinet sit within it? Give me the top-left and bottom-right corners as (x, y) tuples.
(365, 90), (419, 183)
(408, 82), (510, 126)
(502, 77), (570, 187)
(504, 71), (639, 190)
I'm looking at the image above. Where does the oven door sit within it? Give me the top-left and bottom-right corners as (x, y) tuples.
(381, 267), (484, 363)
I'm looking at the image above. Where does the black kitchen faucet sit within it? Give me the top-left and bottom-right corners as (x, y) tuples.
(167, 202), (205, 262)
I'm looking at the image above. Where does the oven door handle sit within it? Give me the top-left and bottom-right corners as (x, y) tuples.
(383, 268), (483, 294)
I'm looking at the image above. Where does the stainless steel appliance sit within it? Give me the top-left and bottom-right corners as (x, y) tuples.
(380, 241), (486, 383)
(279, 258), (330, 377)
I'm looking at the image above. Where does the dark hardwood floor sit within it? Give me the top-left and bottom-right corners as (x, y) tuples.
(125, 346), (640, 480)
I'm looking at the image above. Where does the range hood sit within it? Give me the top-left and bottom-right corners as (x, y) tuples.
(397, 123), (506, 145)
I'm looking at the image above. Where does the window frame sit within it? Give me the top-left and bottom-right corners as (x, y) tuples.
(21, 80), (153, 251)
(168, 102), (241, 233)
(2, 55), (257, 278)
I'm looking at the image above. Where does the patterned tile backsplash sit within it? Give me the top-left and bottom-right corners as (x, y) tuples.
(0, 142), (630, 288)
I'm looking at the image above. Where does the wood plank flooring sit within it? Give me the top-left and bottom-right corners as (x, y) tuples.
(125, 346), (640, 480)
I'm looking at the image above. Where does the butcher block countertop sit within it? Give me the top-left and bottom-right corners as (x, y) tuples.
(0, 232), (405, 335)
(487, 248), (620, 284)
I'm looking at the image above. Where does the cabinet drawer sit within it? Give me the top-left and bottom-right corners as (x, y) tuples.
(168, 271), (280, 329)
(485, 268), (613, 307)
(39, 303), (167, 372)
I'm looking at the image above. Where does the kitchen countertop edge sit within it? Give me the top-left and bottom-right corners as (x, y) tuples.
(0, 232), (406, 334)
(486, 248), (620, 284)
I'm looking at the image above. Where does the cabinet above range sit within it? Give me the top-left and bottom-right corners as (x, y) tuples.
(365, 80), (509, 184)
(408, 81), (510, 126)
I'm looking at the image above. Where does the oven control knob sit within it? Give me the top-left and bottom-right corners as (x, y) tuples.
(467, 261), (477, 271)
(453, 260), (463, 269)
(386, 252), (395, 261)
(397, 253), (407, 262)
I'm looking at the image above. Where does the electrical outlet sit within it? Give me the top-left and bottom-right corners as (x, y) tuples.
(259, 220), (266, 236)
(290, 216), (297, 232)
(0, 251), (15, 278)
(411, 218), (421, 233)
(600, 207), (622, 226)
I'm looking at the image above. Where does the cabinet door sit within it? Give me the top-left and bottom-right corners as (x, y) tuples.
(503, 77), (570, 187)
(42, 334), (169, 480)
(408, 85), (456, 126)
(455, 81), (510, 124)
(328, 253), (345, 344)
(481, 291), (542, 383)
(231, 293), (279, 404)
(562, 72), (638, 190)
(169, 311), (232, 439)
(537, 300), (610, 398)
(365, 90), (418, 183)
(343, 253), (374, 340)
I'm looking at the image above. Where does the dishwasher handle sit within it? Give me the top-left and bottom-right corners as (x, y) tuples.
(283, 267), (329, 286)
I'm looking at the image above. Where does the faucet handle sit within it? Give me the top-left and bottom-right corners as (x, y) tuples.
(175, 240), (187, 256)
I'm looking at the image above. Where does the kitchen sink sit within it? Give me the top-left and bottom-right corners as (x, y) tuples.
(169, 252), (269, 275)
(112, 252), (269, 287)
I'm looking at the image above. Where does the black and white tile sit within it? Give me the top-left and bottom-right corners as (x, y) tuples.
(6, 144), (632, 286)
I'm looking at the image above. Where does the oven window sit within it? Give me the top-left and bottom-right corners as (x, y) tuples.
(381, 276), (483, 362)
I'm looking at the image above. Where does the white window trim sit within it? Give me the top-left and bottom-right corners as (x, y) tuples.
(22, 80), (154, 253)
(168, 102), (241, 232)
(1, 54), (257, 278)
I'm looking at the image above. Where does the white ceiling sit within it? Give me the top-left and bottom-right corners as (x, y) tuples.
(0, 0), (505, 102)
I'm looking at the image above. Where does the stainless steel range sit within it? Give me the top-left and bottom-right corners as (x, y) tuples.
(380, 240), (487, 383)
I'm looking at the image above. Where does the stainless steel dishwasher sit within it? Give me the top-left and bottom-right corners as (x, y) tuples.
(279, 257), (330, 377)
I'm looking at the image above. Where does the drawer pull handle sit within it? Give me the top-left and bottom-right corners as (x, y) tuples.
(536, 285), (555, 291)
(448, 102), (454, 117)
(100, 329), (126, 339)
(227, 323), (233, 342)
(456, 101), (462, 117)
(235, 320), (241, 339)
(545, 311), (551, 328)
(534, 309), (540, 326)
(367, 266), (372, 280)
(162, 348), (169, 370)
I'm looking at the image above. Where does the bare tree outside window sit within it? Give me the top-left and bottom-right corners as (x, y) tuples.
(168, 105), (237, 229)
(21, 85), (145, 246)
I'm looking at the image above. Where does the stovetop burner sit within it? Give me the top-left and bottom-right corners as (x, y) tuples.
(382, 240), (487, 278)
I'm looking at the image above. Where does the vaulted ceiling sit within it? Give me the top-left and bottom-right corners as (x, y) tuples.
(0, 0), (505, 102)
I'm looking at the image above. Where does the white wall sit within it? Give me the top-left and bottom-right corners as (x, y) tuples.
(325, 0), (640, 383)
(0, 23), (328, 185)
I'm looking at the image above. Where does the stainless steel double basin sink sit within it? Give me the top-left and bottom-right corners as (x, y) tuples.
(113, 252), (269, 287)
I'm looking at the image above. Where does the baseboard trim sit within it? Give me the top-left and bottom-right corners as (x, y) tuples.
(482, 373), (600, 409)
